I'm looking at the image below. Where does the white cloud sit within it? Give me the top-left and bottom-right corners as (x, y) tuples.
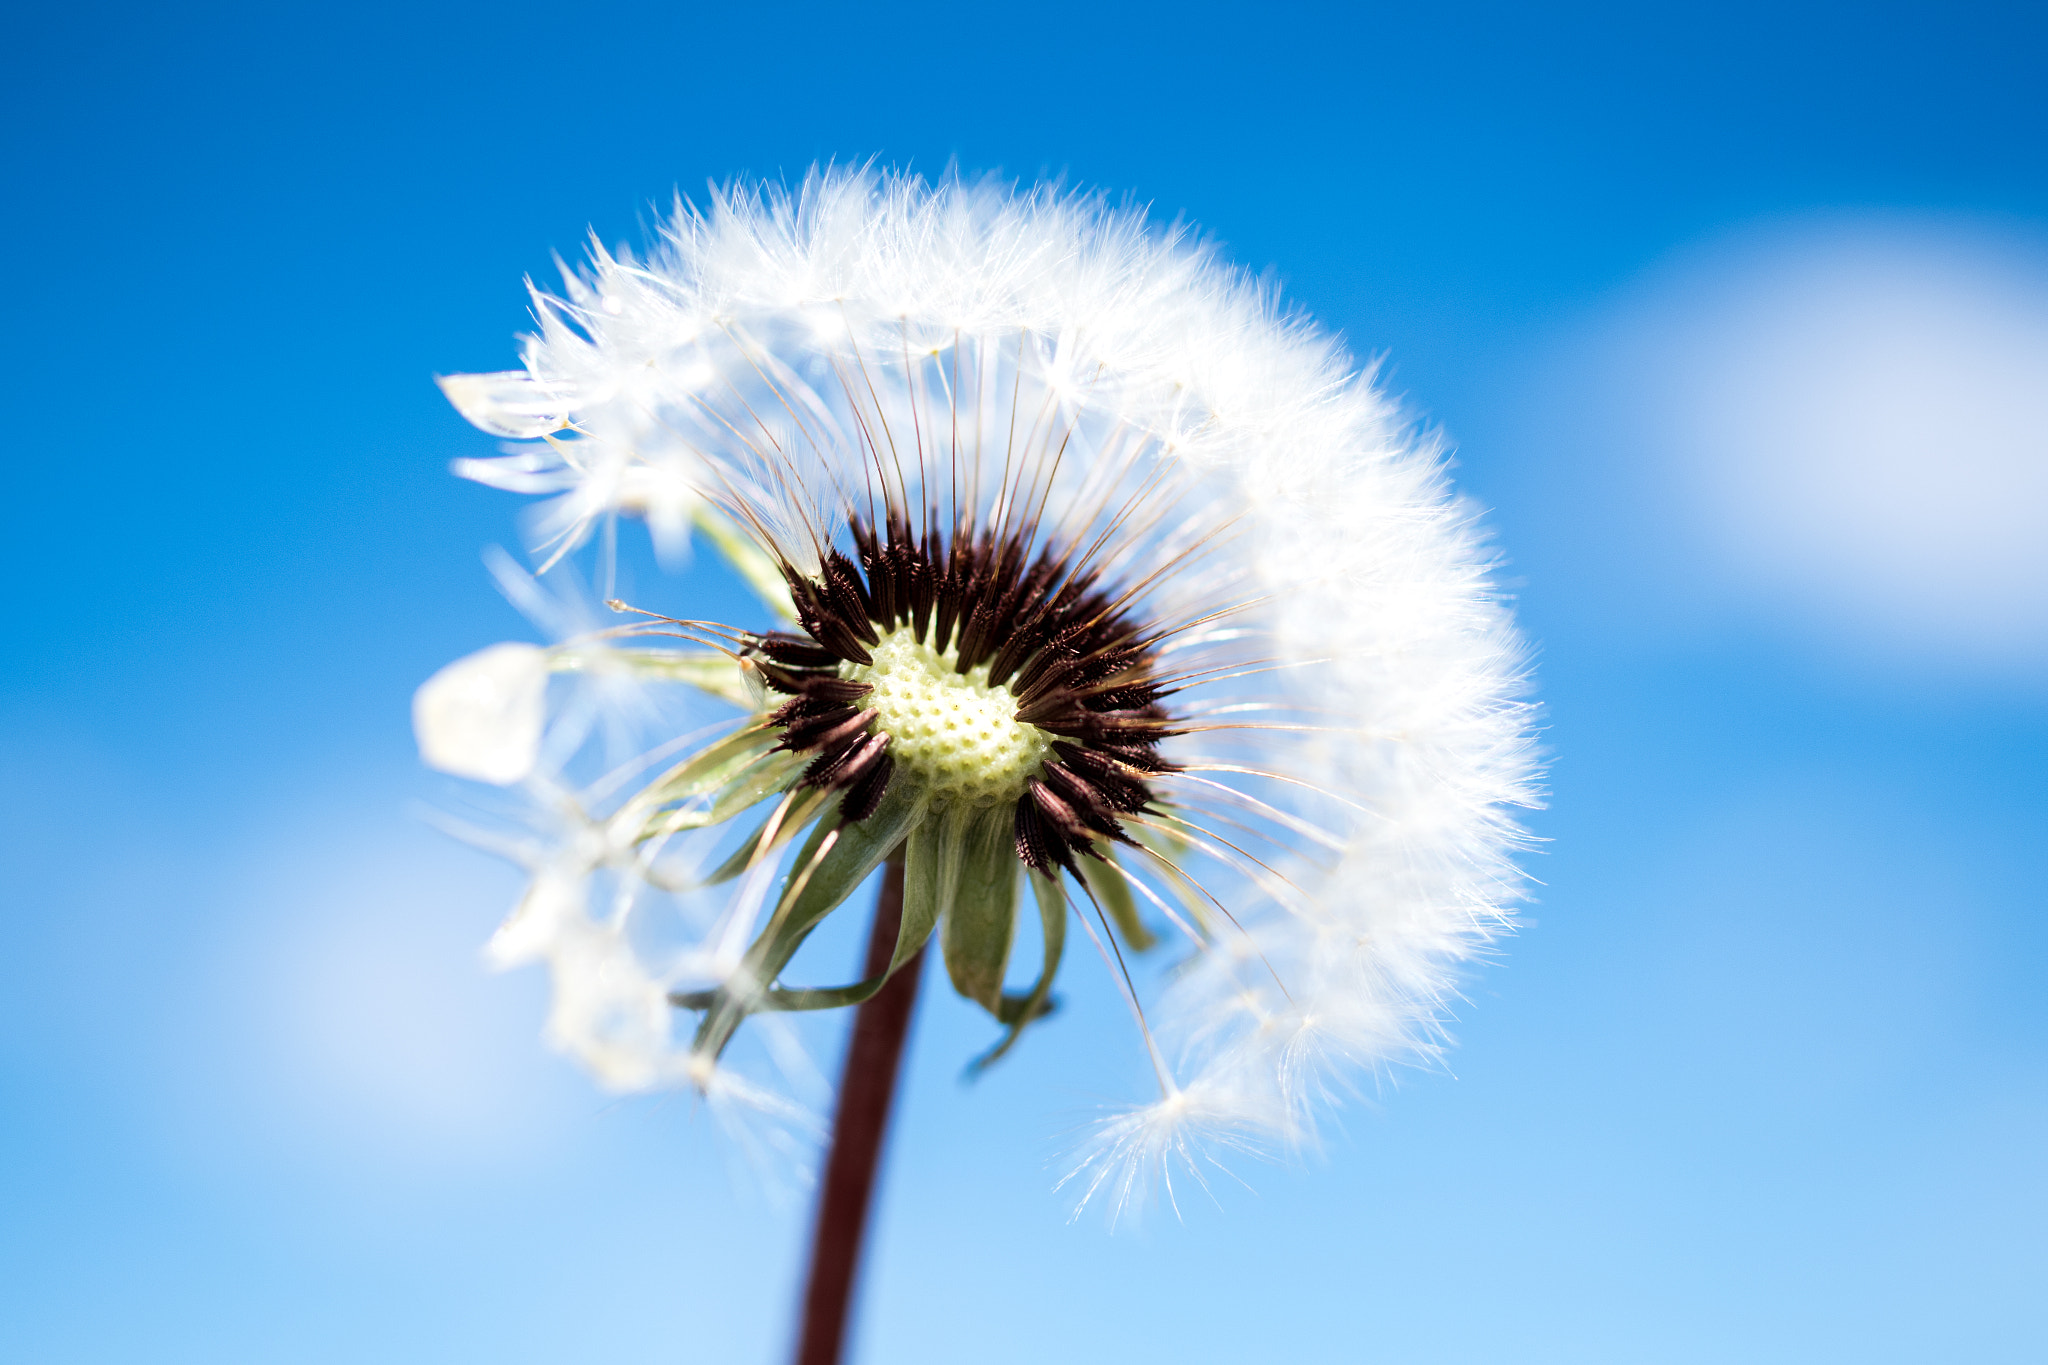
(1561, 215), (2048, 678)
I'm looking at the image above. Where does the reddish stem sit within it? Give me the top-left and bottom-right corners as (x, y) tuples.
(793, 857), (923, 1365)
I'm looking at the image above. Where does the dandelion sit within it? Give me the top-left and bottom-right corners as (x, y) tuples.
(418, 167), (1539, 1363)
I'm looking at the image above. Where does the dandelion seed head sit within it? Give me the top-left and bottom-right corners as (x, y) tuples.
(418, 165), (1541, 1208)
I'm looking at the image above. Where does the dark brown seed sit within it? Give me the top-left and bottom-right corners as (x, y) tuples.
(804, 730), (889, 788)
(1039, 762), (1130, 840)
(839, 747), (895, 821)
(758, 508), (1178, 842)
(798, 677), (873, 704)
(1027, 778), (1095, 848)
(1014, 794), (1068, 872)
(754, 633), (841, 669)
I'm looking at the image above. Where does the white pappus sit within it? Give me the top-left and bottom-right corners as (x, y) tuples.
(417, 165), (1541, 1212)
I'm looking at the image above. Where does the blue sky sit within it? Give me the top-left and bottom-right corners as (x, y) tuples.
(4, 2), (2044, 1362)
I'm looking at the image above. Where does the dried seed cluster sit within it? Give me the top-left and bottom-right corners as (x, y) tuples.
(750, 511), (1182, 873)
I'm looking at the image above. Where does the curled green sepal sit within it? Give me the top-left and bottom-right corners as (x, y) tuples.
(671, 969), (906, 1015)
(641, 749), (809, 844)
(636, 724), (779, 810)
(690, 782), (833, 885)
(669, 796), (938, 1014)
(932, 804), (1023, 1016)
(670, 982), (876, 1013)
(968, 870), (1067, 1075)
(685, 780), (927, 1061)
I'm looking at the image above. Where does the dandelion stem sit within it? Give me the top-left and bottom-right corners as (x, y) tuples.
(794, 854), (922, 1365)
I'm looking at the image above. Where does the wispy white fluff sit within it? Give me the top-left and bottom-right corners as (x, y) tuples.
(414, 642), (548, 785)
(426, 166), (1540, 1210)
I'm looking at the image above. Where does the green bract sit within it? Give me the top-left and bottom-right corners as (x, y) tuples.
(608, 609), (1155, 1074)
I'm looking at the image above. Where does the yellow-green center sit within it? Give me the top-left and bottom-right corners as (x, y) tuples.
(847, 627), (1051, 807)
